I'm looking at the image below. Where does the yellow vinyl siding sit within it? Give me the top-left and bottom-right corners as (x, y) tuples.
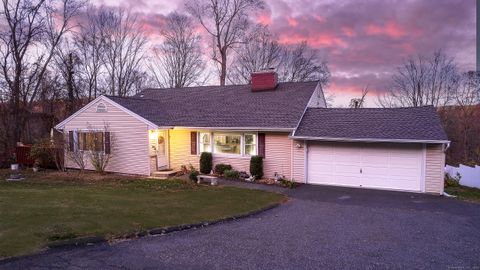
(63, 99), (150, 175)
(169, 130), (295, 178)
(425, 144), (445, 194)
(169, 129), (200, 170)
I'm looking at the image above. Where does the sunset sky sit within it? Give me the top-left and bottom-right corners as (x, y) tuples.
(93, 0), (475, 106)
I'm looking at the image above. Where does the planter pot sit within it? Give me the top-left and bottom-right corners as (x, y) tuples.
(33, 167), (39, 172)
(10, 164), (19, 171)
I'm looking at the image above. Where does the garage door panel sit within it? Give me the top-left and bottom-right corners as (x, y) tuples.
(308, 142), (423, 192)
(335, 164), (362, 174)
(333, 175), (361, 186)
(361, 166), (389, 175)
(389, 167), (419, 177)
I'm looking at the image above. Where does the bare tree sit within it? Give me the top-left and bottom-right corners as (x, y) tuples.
(378, 50), (460, 107)
(229, 27), (330, 85)
(101, 8), (148, 96)
(0, 0), (83, 155)
(73, 5), (107, 101)
(349, 86), (369, 108)
(279, 42), (330, 85)
(65, 129), (86, 173)
(148, 12), (206, 88)
(454, 72), (480, 162)
(87, 123), (113, 173)
(228, 25), (282, 84)
(186, 0), (264, 86)
(54, 42), (82, 114)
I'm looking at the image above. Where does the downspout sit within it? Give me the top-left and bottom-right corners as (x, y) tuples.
(444, 141), (451, 152)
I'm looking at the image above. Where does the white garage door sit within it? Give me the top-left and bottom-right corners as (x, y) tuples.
(307, 142), (424, 192)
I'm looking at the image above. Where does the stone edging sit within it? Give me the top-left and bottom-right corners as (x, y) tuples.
(46, 202), (281, 249)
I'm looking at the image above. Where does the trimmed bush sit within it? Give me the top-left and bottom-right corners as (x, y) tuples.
(214, 163), (232, 175)
(189, 170), (199, 182)
(250, 155), (263, 179)
(224, 169), (240, 179)
(199, 152), (212, 174)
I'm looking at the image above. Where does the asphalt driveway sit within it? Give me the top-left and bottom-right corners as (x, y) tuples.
(1, 184), (480, 270)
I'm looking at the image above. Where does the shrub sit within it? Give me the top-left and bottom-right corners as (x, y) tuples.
(179, 164), (196, 175)
(223, 169), (240, 179)
(214, 163), (232, 175)
(445, 172), (461, 187)
(29, 140), (53, 168)
(199, 152), (212, 174)
(250, 155), (263, 179)
(189, 169), (199, 182)
(279, 178), (299, 189)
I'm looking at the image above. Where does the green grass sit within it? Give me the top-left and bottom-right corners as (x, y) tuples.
(0, 170), (285, 258)
(445, 185), (480, 203)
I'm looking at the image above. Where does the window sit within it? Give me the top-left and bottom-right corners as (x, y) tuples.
(199, 132), (211, 153)
(244, 134), (257, 156)
(78, 131), (104, 152)
(213, 134), (241, 155)
(96, 103), (107, 113)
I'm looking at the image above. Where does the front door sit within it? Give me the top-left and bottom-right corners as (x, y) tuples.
(156, 131), (168, 169)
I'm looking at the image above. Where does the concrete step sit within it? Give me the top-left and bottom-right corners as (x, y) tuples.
(151, 170), (178, 179)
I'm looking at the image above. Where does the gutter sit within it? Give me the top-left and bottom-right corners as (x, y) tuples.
(171, 126), (294, 132)
(289, 135), (450, 144)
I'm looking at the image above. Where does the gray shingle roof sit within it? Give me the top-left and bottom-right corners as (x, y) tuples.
(107, 81), (318, 129)
(293, 106), (448, 142)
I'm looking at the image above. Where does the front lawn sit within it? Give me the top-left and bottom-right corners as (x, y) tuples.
(0, 170), (285, 258)
(445, 185), (480, 203)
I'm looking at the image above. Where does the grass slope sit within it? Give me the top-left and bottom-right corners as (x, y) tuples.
(445, 185), (480, 203)
(0, 171), (284, 258)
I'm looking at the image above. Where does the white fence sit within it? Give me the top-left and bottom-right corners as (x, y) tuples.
(445, 164), (480, 188)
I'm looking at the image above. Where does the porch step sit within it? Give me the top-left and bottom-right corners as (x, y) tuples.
(151, 170), (178, 179)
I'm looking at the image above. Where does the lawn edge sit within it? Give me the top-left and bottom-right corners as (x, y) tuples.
(0, 201), (284, 263)
(146, 201), (282, 236)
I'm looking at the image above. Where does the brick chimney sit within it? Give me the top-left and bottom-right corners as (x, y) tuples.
(251, 69), (278, 91)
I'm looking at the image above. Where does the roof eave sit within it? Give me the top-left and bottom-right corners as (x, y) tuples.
(289, 135), (450, 144)
(172, 126), (294, 132)
(54, 95), (159, 130)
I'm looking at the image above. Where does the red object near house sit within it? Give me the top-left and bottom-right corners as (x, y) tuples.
(251, 70), (278, 91)
(15, 145), (34, 165)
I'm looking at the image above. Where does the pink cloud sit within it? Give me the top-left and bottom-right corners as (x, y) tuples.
(341, 26), (355, 37)
(84, 0), (476, 107)
(278, 32), (347, 48)
(257, 14), (272, 25)
(366, 21), (406, 39)
(287, 17), (298, 26)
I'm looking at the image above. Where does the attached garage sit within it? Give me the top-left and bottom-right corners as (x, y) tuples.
(292, 106), (449, 194)
(307, 142), (424, 192)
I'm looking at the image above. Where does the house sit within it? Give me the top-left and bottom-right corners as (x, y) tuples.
(54, 70), (449, 194)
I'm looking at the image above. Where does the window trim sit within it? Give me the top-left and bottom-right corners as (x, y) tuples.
(196, 131), (258, 157)
(198, 132), (212, 153)
(212, 133), (242, 156)
(74, 129), (106, 153)
(243, 133), (258, 157)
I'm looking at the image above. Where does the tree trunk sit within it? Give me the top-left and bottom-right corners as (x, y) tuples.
(66, 53), (75, 115)
(219, 50), (227, 86)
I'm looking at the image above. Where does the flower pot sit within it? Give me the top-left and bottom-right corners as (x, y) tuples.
(10, 164), (19, 171)
(33, 167), (39, 172)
